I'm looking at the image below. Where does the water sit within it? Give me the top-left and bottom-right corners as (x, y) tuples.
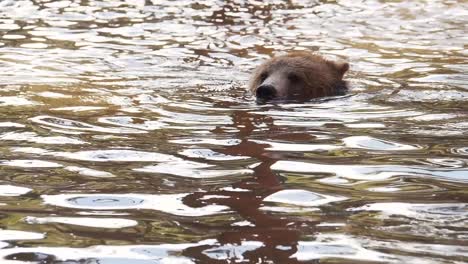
(0, 0), (467, 263)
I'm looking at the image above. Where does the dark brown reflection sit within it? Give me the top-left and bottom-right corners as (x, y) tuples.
(182, 102), (314, 263)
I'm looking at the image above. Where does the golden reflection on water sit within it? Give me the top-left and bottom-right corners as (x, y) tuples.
(0, 0), (467, 263)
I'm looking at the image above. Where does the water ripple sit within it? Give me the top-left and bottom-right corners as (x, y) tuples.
(54, 149), (177, 162)
(0, 132), (86, 145)
(0, 229), (44, 241)
(24, 216), (137, 229)
(0, 243), (206, 263)
(0, 185), (31, 196)
(30, 115), (146, 134)
(272, 161), (468, 183)
(1, 159), (62, 168)
(135, 160), (252, 179)
(293, 235), (392, 262)
(349, 202), (467, 227)
(343, 136), (419, 151)
(263, 189), (347, 208)
(64, 166), (115, 178)
(42, 193), (228, 216)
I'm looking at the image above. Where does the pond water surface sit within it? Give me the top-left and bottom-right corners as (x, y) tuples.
(0, 0), (467, 263)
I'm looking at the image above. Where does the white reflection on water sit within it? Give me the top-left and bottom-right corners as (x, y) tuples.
(349, 202), (468, 240)
(0, 235), (461, 263)
(12, 148), (178, 163)
(0, 132), (86, 145)
(180, 148), (249, 161)
(349, 202), (468, 225)
(0, 122), (25, 128)
(53, 149), (177, 162)
(0, 185), (31, 196)
(64, 166), (115, 178)
(37, 91), (72, 99)
(272, 161), (468, 183)
(42, 193), (228, 217)
(20, 43), (48, 49)
(293, 234), (392, 262)
(252, 140), (341, 152)
(135, 160), (252, 178)
(0, 242), (207, 264)
(411, 74), (468, 89)
(52, 106), (106, 112)
(1, 159), (62, 168)
(263, 189), (347, 207)
(0, 96), (39, 106)
(257, 105), (423, 126)
(0, 235), (452, 264)
(24, 216), (137, 229)
(294, 233), (468, 263)
(171, 138), (241, 146)
(0, 229), (44, 241)
(343, 136), (419, 151)
(12, 147), (249, 178)
(30, 115), (146, 134)
(202, 241), (264, 261)
(98, 116), (167, 130)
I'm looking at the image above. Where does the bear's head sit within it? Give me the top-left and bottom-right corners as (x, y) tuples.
(249, 51), (349, 102)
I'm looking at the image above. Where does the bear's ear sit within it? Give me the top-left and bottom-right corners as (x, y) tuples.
(333, 61), (349, 78)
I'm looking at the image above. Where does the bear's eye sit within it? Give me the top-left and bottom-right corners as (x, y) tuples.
(288, 73), (300, 82)
(260, 72), (268, 82)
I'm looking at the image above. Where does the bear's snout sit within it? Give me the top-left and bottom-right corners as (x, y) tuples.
(256, 85), (277, 100)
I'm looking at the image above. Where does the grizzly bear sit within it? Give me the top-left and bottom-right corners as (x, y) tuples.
(249, 51), (349, 101)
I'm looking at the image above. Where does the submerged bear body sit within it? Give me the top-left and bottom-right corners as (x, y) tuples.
(249, 51), (349, 102)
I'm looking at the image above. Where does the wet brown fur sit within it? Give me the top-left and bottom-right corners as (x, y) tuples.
(249, 51), (349, 101)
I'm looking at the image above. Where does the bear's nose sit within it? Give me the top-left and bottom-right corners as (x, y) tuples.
(256, 85), (277, 100)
